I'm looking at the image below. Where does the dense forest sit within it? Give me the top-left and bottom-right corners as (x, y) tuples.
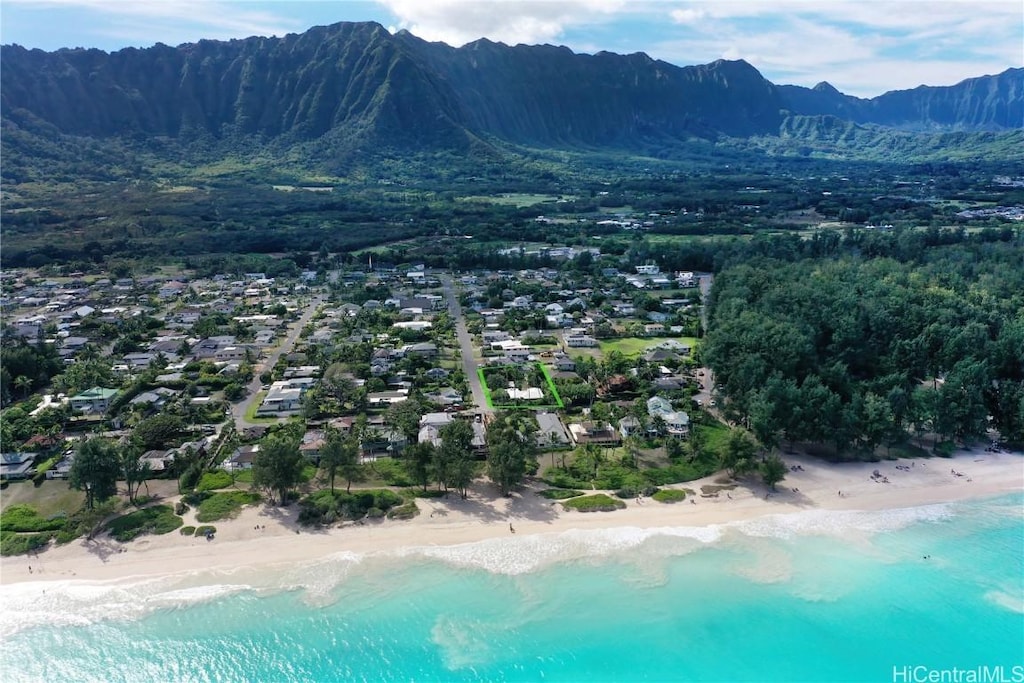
(703, 241), (1024, 453)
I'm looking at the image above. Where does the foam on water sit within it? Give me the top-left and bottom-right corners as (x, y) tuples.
(0, 497), (1001, 639)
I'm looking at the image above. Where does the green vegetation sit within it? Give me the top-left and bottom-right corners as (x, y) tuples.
(705, 244), (1024, 454)
(598, 337), (699, 357)
(180, 526), (196, 536)
(0, 504), (66, 532)
(297, 489), (405, 526)
(196, 470), (234, 492)
(105, 505), (183, 542)
(386, 501), (420, 520)
(651, 489), (687, 503)
(1, 530), (55, 556)
(194, 491), (261, 523)
(538, 488), (585, 500)
(562, 494), (626, 512)
(195, 525), (217, 537)
(479, 364), (564, 410)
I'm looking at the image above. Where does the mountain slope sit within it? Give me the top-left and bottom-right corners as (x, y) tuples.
(1, 21), (1021, 162)
(777, 68), (1024, 131)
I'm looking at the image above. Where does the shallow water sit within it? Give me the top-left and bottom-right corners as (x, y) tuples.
(2, 494), (1021, 682)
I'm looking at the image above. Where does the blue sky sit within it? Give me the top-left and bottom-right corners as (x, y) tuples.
(2, 1), (1020, 97)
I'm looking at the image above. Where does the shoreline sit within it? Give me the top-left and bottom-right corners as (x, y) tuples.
(2, 448), (1021, 588)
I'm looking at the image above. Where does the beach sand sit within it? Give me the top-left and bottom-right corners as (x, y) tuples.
(2, 448), (1020, 586)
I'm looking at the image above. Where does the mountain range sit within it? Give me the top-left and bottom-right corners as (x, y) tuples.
(1, 21), (1021, 160)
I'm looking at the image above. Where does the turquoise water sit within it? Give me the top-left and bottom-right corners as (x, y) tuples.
(2, 494), (1021, 682)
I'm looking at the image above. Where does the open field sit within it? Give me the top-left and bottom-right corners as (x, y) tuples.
(599, 337), (700, 357)
(458, 193), (575, 207)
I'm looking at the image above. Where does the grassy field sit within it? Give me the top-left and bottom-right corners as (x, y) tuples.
(599, 337), (700, 357)
(0, 481), (85, 517)
(458, 193), (574, 207)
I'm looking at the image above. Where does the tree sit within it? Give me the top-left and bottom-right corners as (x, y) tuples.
(721, 428), (758, 477)
(403, 442), (435, 492)
(486, 412), (536, 495)
(13, 375), (32, 399)
(133, 413), (184, 451)
(252, 433), (304, 504)
(69, 437), (121, 509)
(385, 400), (424, 444)
(319, 427), (352, 493)
(439, 419), (475, 498)
(760, 453), (787, 491)
(118, 439), (150, 504)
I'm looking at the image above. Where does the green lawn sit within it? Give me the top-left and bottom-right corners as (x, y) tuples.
(599, 337), (699, 357)
(0, 480), (85, 518)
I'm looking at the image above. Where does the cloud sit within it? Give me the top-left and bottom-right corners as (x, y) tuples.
(650, 0), (1022, 95)
(377, 0), (625, 46)
(3, 0), (303, 46)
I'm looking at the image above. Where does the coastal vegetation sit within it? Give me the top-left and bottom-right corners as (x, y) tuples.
(651, 489), (687, 503)
(562, 494), (626, 512)
(104, 505), (183, 542)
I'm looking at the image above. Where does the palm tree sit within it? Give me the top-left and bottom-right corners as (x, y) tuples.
(13, 375), (32, 399)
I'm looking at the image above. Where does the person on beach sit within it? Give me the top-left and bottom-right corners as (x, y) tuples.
(509, 523), (515, 534)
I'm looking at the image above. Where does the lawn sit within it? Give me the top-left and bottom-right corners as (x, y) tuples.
(0, 480), (85, 518)
(599, 337), (700, 357)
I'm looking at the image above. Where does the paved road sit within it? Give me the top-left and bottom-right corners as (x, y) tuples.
(698, 273), (714, 335)
(231, 293), (326, 427)
(441, 275), (493, 415)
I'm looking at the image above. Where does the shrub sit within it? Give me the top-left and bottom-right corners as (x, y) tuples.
(55, 529), (78, 544)
(195, 491), (261, 523)
(195, 525), (217, 537)
(174, 501), (189, 515)
(297, 489), (405, 526)
(196, 470), (234, 492)
(370, 458), (413, 487)
(538, 488), (585, 500)
(562, 494), (626, 513)
(387, 501), (419, 520)
(0, 504), (66, 532)
(407, 488), (446, 499)
(105, 505), (183, 542)
(0, 530), (55, 556)
(180, 526), (196, 536)
(652, 489), (687, 503)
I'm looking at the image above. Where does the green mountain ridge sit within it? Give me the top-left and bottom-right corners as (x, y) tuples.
(2, 20), (1020, 167)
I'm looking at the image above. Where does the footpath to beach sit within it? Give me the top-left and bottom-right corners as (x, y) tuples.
(2, 448), (1021, 586)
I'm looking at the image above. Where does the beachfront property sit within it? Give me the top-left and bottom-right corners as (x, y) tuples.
(567, 421), (622, 446)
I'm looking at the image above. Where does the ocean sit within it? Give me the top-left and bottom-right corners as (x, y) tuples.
(2, 493), (1021, 683)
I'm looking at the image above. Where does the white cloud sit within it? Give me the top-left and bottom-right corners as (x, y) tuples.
(651, 0), (1022, 95)
(669, 8), (705, 24)
(377, 0), (625, 46)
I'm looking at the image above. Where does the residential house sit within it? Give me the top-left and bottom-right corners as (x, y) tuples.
(224, 445), (260, 472)
(646, 396), (690, 435)
(618, 416), (643, 439)
(0, 452), (35, 480)
(69, 387), (119, 414)
(535, 412), (571, 448)
(565, 334), (598, 348)
(567, 421), (621, 446)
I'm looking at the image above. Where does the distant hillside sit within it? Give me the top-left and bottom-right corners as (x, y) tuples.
(1, 21), (1021, 164)
(777, 68), (1024, 131)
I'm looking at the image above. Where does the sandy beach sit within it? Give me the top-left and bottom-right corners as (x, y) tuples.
(2, 448), (1021, 586)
